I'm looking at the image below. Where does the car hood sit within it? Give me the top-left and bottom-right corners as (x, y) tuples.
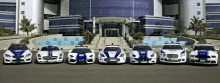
(132, 50), (154, 57)
(5, 50), (31, 55)
(190, 50), (217, 56)
(68, 53), (94, 56)
(161, 49), (185, 54)
(102, 51), (122, 58)
(38, 51), (62, 56)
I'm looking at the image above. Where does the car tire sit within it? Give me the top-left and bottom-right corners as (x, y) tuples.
(3, 58), (6, 65)
(214, 64), (218, 66)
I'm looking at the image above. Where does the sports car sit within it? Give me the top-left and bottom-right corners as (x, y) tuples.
(129, 43), (157, 63)
(159, 42), (187, 63)
(98, 44), (126, 64)
(189, 43), (219, 66)
(36, 45), (64, 63)
(68, 45), (95, 64)
(3, 43), (33, 64)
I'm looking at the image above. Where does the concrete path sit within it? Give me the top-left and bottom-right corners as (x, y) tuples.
(206, 39), (220, 49)
(0, 38), (23, 50)
(96, 37), (129, 49)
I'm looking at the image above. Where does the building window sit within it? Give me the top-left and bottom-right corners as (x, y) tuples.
(197, 11), (201, 15)
(21, 2), (25, 5)
(21, 11), (25, 14)
(197, 3), (200, 6)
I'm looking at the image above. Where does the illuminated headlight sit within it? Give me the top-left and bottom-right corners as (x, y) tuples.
(180, 53), (185, 57)
(190, 55), (196, 58)
(119, 53), (124, 57)
(132, 54), (136, 57)
(151, 53), (154, 57)
(25, 53), (31, 58)
(100, 53), (105, 57)
(38, 54), (41, 57)
(89, 55), (93, 57)
(211, 55), (216, 58)
(5, 54), (11, 57)
(70, 55), (74, 58)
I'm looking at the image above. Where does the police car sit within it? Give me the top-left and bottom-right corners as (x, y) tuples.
(3, 43), (33, 64)
(98, 43), (126, 64)
(189, 43), (219, 66)
(159, 42), (187, 63)
(36, 45), (64, 63)
(129, 43), (157, 64)
(68, 45), (95, 64)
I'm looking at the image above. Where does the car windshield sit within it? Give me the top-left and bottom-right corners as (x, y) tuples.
(133, 46), (152, 51)
(104, 47), (121, 52)
(193, 46), (215, 51)
(72, 48), (92, 53)
(163, 45), (183, 49)
(8, 45), (28, 50)
(41, 46), (59, 51)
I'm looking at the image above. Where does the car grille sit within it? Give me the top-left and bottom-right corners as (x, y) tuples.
(104, 58), (120, 62)
(43, 56), (57, 60)
(167, 54), (178, 58)
(12, 56), (24, 58)
(135, 58), (152, 61)
(195, 55), (210, 58)
(165, 59), (181, 62)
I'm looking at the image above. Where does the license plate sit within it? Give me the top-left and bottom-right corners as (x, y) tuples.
(48, 60), (54, 62)
(170, 58), (178, 60)
(110, 59), (116, 61)
(79, 59), (85, 61)
(79, 54), (84, 56)
(200, 60), (205, 62)
(141, 61), (147, 63)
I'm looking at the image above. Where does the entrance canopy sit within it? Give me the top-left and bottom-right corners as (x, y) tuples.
(89, 17), (136, 24)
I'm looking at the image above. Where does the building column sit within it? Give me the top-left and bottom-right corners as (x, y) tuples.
(93, 17), (96, 33)
(122, 23), (125, 36)
(99, 24), (102, 36)
(32, 0), (44, 35)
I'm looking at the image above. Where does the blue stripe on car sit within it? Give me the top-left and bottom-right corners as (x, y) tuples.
(10, 50), (26, 63)
(76, 53), (87, 61)
(138, 51), (148, 63)
(198, 50), (208, 60)
(104, 52), (110, 58)
(114, 51), (121, 58)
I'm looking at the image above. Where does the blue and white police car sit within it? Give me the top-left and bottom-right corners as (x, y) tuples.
(68, 45), (95, 64)
(3, 43), (33, 64)
(159, 42), (187, 63)
(189, 43), (219, 66)
(129, 43), (157, 64)
(98, 44), (126, 64)
(36, 45), (64, 63)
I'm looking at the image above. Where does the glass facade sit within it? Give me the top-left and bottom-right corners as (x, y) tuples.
(141, 19), (173, 26)
(206, 4), (220, 28)
(143, 28), (173, 35)
(206, 15), (220, 20)
(0, 2), (16, 29)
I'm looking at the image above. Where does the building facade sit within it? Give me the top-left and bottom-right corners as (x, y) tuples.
(0, 0), (217, 36)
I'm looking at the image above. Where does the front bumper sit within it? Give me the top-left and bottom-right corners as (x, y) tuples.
(37, 56), (63, 63)
(68, 57), (95, 64)
(99, 57), (126, 63)
(130, 58), (156, 63)
(160, 57), (186, 63)
(4, 56), (32, 64)
(189, 58), (218, 64)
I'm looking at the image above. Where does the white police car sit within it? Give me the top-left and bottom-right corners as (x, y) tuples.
(159, 42), (187, 63)
(68, 45), (95, 64)
(36, 45), (64, 63)
(98, 44), (126, 64)
(129, 44), (157, 64)
(189, 43), (219, 66)
(3, 43), (33, 64)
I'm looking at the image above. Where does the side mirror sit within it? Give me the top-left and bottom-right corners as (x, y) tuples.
(153, 48), (155, 50)
(37, 48), (40, 50)
(124, 49), (126, 51)
(216, 49), (219, 51)
(99, 49), (102, 51)
(91, 50), (95, 53)
(60, 48), (63, 50)
(69, 50), (72, 53)
(4, 48), (7, 50)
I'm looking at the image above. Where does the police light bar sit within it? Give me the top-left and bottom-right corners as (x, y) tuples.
(74, 45), (88, 48)
(137, 43), (148, 45)
(11, 43), (25, 45)
(197, 43), (212, 45)
(106, 43), (119, 46)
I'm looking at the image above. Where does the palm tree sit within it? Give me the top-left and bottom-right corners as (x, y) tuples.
(188, 16), (204, 35)
(19, 15), (37, 36)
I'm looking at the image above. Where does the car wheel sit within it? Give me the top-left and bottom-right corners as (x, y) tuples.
(3, 58), (6, 65)
(214, 64), (218, 66)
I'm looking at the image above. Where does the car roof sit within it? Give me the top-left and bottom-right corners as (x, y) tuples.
(196, 44), (213, 46)
(164, 43), (181, 45)
(42, 45), (59, 47)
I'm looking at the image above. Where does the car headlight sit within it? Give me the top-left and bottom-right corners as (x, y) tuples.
(119, 53), (124, 57)
(100, 53), (105, 57)
(132, 54), (136, 57)
(5, 54), (11, 57)
(60, 53), (62, 57)
(151, 53), (154, 57)
(70, 55), (74, 58)
(89, 55), (93, 57)
(180, 53), (185, 57)
(211, 55), (216, 58)
(25, 53), (31, 58)
(161, 53), (165, 56)
(38, 54), (41, 57)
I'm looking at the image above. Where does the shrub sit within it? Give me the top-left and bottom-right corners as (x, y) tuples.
(76, 33), (81, 36)
(130, 31), (136, 37)
(198, 37), (206, 43)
